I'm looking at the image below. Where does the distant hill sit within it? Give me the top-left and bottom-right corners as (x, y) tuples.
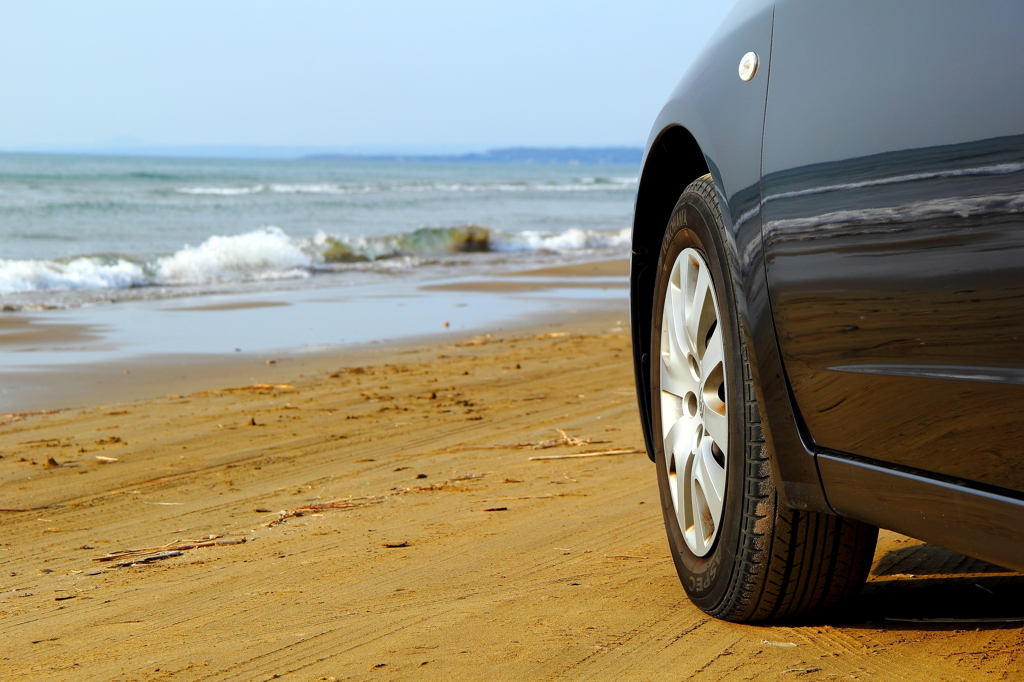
(306, 146), (643, 165)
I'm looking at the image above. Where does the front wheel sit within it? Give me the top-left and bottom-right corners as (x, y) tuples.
(650, 174), (877, 622)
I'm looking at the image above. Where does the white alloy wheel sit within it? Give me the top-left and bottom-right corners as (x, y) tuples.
(647, 175), (877, 621)
(659, 247), (728, 556)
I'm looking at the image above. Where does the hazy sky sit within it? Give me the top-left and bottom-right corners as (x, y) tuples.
(0, 1), (730, 153)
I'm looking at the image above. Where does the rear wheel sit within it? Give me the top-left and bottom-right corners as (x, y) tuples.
(650, 174), (878, 622)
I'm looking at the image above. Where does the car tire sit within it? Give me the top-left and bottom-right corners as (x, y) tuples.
(650, 174), (878, 622)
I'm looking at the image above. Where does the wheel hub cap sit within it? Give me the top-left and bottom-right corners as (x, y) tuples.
(659, 248), (728, 557)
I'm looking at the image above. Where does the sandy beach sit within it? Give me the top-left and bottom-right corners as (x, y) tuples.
(1, 262), (1022, 680)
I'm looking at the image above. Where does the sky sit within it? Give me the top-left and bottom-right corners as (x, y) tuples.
(0, 1), (731, 155)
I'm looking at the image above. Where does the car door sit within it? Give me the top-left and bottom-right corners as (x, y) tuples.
(761, 1), (1024, 493)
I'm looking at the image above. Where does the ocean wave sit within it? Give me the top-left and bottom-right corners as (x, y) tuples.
(176, 185), (267, 196)
(0, 224), (631, 296)
(0, 256), (147, 294)
(153, 227), (313, 283)
(492, 227), (632, 251)
(174, 177), (637, 197)
(268, 183), (365, 195)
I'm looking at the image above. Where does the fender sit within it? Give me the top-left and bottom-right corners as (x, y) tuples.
(630, 0), (829, 512)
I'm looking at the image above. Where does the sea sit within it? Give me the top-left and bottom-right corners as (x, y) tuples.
(0, 153), (636, 410)
(0, 153), (637, 310)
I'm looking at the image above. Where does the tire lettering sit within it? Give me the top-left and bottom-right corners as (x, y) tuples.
(690, 555), (723, 593)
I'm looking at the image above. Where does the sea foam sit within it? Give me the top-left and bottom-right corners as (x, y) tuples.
(0, 223), (631, 298)
(154, 227), (313, 283)
(494, 227), (632, 251)
(0, 257), (147, 294)
(175, 185), (266, 196)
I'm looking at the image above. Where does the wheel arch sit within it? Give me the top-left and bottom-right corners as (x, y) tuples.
(630, 121), (831, 513)
(630, 125), (710, 464)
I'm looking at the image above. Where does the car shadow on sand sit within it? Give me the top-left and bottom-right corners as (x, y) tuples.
(829, 542), (1024, 630)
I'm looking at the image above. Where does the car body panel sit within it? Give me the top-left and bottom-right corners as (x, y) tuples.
(643, 0), (770, 240)
(761, 1), (1024, 493)
(818, 453), (1024, 572)
(631, 0), (834, 511)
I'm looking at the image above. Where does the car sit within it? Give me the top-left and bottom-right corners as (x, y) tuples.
(630, 0), (1024, 622)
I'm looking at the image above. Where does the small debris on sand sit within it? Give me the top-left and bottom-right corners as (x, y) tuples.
(94, 536), (246, 564)
(528, 448), (640, 461)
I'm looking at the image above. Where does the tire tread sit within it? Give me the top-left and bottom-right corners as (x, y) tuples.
(679, 175), (877, 623)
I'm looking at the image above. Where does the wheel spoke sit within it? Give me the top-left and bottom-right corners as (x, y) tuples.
(702, 404), (728, 451)
(685, 262), (711, 349)
(701, 323), (724, 371)
(665, 412), (700, 473)
(662, 277), (698, 399)
(696, 438), (726, 518)
(666, 417), (697, 520)
(666, 449), (680, 510)
(661, 358), (692, 399)
(690, 478), (710, 555)
(671, 447), (689, 528)
(667, 280), (691, 357)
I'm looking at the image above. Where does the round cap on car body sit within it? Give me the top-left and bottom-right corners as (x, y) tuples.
(738, 52), (759, 82)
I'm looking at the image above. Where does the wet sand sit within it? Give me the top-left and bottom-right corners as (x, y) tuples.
(0, 317), (105, 349)
(421, 280), (627, 293)
(0, 259), (631, 413)
(1, 313), (1022, 680)
(504, 259), (630, 278)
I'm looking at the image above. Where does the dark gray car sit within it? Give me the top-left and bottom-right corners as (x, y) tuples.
(631, 0), (1024, 621)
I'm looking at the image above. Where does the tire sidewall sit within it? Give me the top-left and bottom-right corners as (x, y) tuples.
(650, 189), (747, 612)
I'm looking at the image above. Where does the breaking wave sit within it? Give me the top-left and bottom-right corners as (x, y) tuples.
(0, 224), (631, 295)
(176, 185), (266, 196)
(0, 257), (149, 293)
(154, 227), (312, 283)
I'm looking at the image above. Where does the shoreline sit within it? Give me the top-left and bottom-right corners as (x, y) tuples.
(0, 259), (630, 413)
(0, 307), (628, 415)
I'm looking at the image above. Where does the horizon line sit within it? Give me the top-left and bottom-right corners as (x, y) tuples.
(0, 143), (645, 162)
